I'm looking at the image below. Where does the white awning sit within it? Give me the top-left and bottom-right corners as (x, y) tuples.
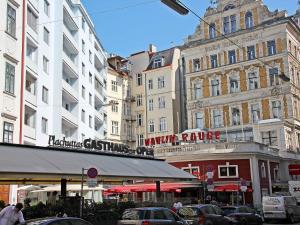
(0, 144), (195, 183)
(30, 184), (105, 193)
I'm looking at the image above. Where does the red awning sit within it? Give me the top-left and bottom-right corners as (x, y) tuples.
(214, 184), (253, 192)
(104, 182), (199, 194)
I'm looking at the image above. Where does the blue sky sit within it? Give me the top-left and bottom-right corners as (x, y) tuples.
(81, 0), (299, 57)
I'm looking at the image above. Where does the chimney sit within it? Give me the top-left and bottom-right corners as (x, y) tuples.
(149, 44), (157, 53)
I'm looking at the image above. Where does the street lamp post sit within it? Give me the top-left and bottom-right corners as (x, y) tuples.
(161, 0), (189, 15)
(80, 168), (87, 218)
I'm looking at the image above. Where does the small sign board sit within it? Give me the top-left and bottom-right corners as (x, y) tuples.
(240, 179), (247, 192)
(87, 167), (98, 188)
(240, 186), (247, 192)
(207, 185), (214, 192)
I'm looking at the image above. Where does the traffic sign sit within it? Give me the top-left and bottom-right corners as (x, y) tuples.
(240, 186), (247, 192)
(240, 179), (247, 192)
(207, 178), (214, 185)
(87, 167), (98, 187)
(207, 165), (214, 172)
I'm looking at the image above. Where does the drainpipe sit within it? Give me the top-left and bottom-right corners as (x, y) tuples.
(19, 0), (26, 144)
(267, 160), (273, 195)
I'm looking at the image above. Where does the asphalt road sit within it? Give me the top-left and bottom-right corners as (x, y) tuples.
(264, 223), (300, 225)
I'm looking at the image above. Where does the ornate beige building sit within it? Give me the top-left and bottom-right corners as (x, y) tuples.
(182, 0), (300, 152)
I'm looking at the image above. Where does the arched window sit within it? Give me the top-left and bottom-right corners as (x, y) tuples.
(245, 11), (253, 29)
(209, 23), (216, 39)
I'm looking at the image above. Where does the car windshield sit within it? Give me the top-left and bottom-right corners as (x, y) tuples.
(122, 209), (145, 220)
(222, 207), (236, 215)
(177, 207), (199, 218)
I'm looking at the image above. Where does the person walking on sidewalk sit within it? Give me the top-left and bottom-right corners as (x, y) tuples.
(0, 203), (25, 225)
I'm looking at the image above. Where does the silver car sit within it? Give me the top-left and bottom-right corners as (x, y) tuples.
(118, 207), (188, 225)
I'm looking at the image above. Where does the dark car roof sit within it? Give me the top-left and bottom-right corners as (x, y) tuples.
(26, 217), (85, 225)
(182, 204), (213, 208)
(129, 207), (170, 210)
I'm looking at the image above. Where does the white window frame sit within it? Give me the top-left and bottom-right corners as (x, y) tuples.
(250, 103), (260, 123)
(43, 56), (49, 74)
(193, 58), (200, 72)
(148, 99), (153, 111)
(136, 94), (142, 106)
(148, 119), (155, 133)
(212, 109), (222, 128)
(148, 79), (153, 90)
(193, 80), (202, 99)
(159, 117), (167, 132)
(218, 162), (239, 178)
(211, 78), (220, 96)
(158, 76), (165, 89)
(136, 73), (142, 86)
(271, 100), (282, 119)
(158, 96), (166, 109)
(111, 121), (119, 135)
(195, 112), (204, 129)
(231, 106), (241, 126)
(111, 80), (118, 92)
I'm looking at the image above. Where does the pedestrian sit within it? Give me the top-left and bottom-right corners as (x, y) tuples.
(0, 203), (25, 225)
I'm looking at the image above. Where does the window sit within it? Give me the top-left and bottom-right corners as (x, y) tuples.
(228, 50), (236, 64)
(158, 97), (166, 109)
(89, 50), (92, 63)
(158, 76), (165, 89)
(42, 117), (48, 134)
(89, 29), (93, 42)
(232, 107), (240, 126)
(194, 82), (202, 99)
(248, 72), (259, 90)
(245, 11), (253, 29)
(82, 40), (85, 53)
(230, 15), (236, 32)
(136, 74), (142, 86)
(213, 109), (222, 128)
(112, 104), (118, 113)
(112, 121), (119, 135)
(6, 4), (16, 37)
(211, 79), (220, 96)
(209, 23), (216, 39)
(82, 63), (85, 76)
(43, 27), (49, 44)
(223, 16), (230, 34)
(260, 163), (266, 178)
(267, 40), (276, 56)
(111, 81), (118, 92)
(81, 109), (85, 122)
(148, 99), (153, 111)
(82, 86), (85, 99)
(219, 163), (238, 178)
(193, 58), (200, 72)
(211, 55), (218, 68)
(3, 122), (13, 143)
(82, 18), (85, 31)
(148, 120), (155, 133)
(269, 68), (279, 86)
(148, 79), (153, 90)
(89, 93), (92, 105)
(247, 46), (255, 60)
(5, 63), (15, 94)
(195, 112), (204, 129)
(43, 56), (49, 74)
(42, 86), (48, 103)
(137, 134), (144, 146)
(159, 117), (167, 132)
(136, 94), (142, 106)
(44, 0), (50, 16)
(229, 77), (239, 93)
(262, 131), (277, 146)
(89, 73), (92, 83)
(251, 103), (260, 123)
(27, 7), (38, 32)
(136, 114), (143, 126)
(88, 115), (92, 128)
(153, 58), (163, 68)
(272, 101), (281, 118)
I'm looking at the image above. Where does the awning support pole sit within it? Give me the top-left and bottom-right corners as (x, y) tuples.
(156, 181), (161, 202)
(61, 179), (67, 197)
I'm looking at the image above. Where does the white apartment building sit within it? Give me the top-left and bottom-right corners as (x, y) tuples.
(23, 0), (108, 145)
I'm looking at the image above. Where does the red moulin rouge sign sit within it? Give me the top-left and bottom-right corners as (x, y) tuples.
(145, 131), (221, 146)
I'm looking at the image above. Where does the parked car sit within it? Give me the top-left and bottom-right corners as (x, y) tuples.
(221, 206), (263, 225)
(262, 195), (300, 223)
(26, 217), (92, 225)
(176, 204), (238, 225)
(118, 207), (188, 225)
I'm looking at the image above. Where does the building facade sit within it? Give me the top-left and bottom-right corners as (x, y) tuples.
(183, 0), (300, 152)
(0, 0), (23, 204)
(128, 46), (184, 147)
(106, 55), (132, 144)
(22, 0), (108, 145)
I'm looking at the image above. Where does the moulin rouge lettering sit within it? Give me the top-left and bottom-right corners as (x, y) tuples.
(145, 131), (221, 146)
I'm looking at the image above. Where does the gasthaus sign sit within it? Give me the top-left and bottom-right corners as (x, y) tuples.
(48, 135), (154, 157)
